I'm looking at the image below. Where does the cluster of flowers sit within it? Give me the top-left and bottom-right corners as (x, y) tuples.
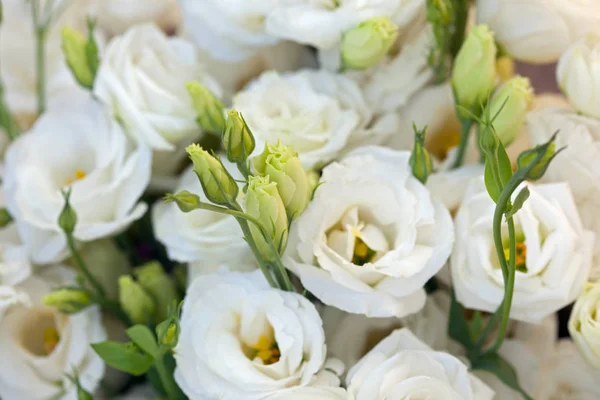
(0, 0), (599, 399)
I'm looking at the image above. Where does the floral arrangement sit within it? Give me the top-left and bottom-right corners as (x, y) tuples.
(0, 0), (599, 399)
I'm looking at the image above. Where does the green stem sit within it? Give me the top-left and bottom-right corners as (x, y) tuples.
(66, 233), (106, 298)
(473, 308), (501, 352)
(235, 216), (278, 289)
(236, 161), (250, 181)
(155, 348), (180, 400)
(35, 25), (47, 114)
(452, 118), (473, 169)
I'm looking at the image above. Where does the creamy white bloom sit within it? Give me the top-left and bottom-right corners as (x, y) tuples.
(347, 328), (494, 399)
(569, 282), (600, 369)
(233, 70), (398, 170)
(94, 0), (182, 37)
(0, 190), (31, 287)
(0, 266), (106, 399)
(476, 0), (600, 64)
(285, 147), (454, 317)
(3, 99), (151, 264)
(94, 24), (221, 151)
(557, 33), (600, 119)
(174, 270), (326, 400)
(265, 386), (349, 399)
(177, 0), (279, 62)
(452, 177), (595, 323)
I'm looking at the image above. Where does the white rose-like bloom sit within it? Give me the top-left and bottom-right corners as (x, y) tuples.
(174, 270), (326, 400)
(569, 282), (600, 369)
(557, 33), (600, 119)
(233, 70), (398, 170)
(346, 328), (494, 399)
(94, 0), (181, 37)
(0, 267), (106, 399)
(3, 99), (151, 264)
(476, 0), (600, 64)
(285, 147), (454, 317)
(452, 177), (595, 323)
(177, 0), (279, 62)
(265, 386), (348, 399)
(94, 23), (221, 151)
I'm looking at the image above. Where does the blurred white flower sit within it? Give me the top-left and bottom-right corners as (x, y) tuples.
(0, 190), (31, 287)
(3, 99), (151, 264)
(569, 282), (600, 369)
(265, 385), (348, 399)
(174, 270), (326, 400)
(452, 177), (595, 323)
(94, 0), (182, 37)
(285, 147), (454, 317)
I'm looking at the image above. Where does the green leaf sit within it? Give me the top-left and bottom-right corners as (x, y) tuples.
(484, 162), (501, 203)
(126, 325), (158, 357)
(506, 187), (530, 219)
(91, 341), (153, 376)
(448, 290), (474, 350)
(472, 353), (533, 400)
(484, 144), (513, 203)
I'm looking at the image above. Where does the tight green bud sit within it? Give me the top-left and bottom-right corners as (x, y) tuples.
(488, 76), (533, 146)
(342, 16), (399, 70)
(165, 190), (201, 212)
(133, 262), (179, 322)
(43, 287), (92, 314)
(409, 125), (433, 184)
(186, 82), (226, 135)
(223, 110), (255, 163)
(186, 144), (239, 206)
(252, 141), (311, 219)
(62, 27), (95, 89)
(517, 132), (561, 181)
(59, 189), (77, 235)
(118, 276), (156, 325)
(452, 24), (497, 114)
(245, 175), (288, 261)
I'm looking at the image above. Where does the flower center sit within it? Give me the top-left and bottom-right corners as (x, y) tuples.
(64, 169), (87, 186)
(503, 232), (527, 272)
(43, 327), (60, 355)
(18, 310), (61, 356)
(352, 236), (377, 266)
(425, 118), (461, 161)
(244, 335), (280, 365)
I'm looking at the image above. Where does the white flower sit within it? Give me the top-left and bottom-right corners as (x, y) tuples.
(3, 98), (151, 264)
(177, 0), (279, 62)
(0, 266), (106, 399)
(94, 0), (182, 37)
(174, 270), (326, 400)
(452, 177), (595, 323)
(265, 386), (349, 399)
(233, 70), (398, 170)
(346, 328), (494, 399)
(152, 164), (255, 279)
(569, 282), (600, 369)
(94, 23), (221, 151)
(0, 190), (31, 287)
(557, 33), (600, 119)
(284, 147), (454, 317)
(476, 0), (600, 64)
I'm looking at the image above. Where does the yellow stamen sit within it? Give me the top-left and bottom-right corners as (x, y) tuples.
(43, 327), (60, 355)
(496, 56), (515, 82)
(249, 335), (280, 365)
(65, 169), (87, 185)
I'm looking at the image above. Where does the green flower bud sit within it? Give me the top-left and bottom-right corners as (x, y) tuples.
(156, 301), (181, 348)
(245, 175), (288, 261)
(223, 110), (255, 163)
(59, 189), (77, 235)
(164, 190), (202, 213)
(186, 144), (239, 206)
(43, 287), (92, 314)
(0, 208), (12, 228)
(252, 141), (311, 219)
(517, 132), (561, 181)
(61, 27), (95, 89)
(186, 81), (226, 135)
(118, 276), (156, 325)
(342, 16), (399, 70)
(452, 24), (497, 114)
(409, 125), (433, 184)
(133, 262), (179, 322)
(488, 76), (533, 146)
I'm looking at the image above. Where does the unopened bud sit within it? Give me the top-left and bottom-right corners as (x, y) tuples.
(186, 82), (226, 135)
(61, 27), (95, 89)
(223, 110), (255, 163)
(516, 132), (560, 181)
(186, 144), (239, 206)
(489, 76), (534, 146)
(118, 276), (156, 325)
(133, 262), (179, 322)
(409, 125), (433, 184)
(165, 190), (201, 213)
(59, 190), (77, 235)
(43, 287), (92, 314)
(341, 16), (398, 70)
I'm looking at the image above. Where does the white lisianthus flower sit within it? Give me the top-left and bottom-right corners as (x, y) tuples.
(0, 267), (106, 399)
(284, 147), (454, 317)
(174, 270), (326, 400)
(557, 34), (600, 120)
(265, 386), (348, 399)
(94, 23), (221, 152)
(0, 190), (32, 287)
(233, 70), (399, 170)
(452, 177), (595, 323)
(347, 328), (494, 399)
(94, 0), (182, 37)
(177, 0), (279, 62)
(569, 282), (600, 369)
(476, 0), (600, 64)
(3, 99), (151, 264)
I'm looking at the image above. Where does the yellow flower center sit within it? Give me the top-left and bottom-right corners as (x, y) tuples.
(65, 169), (87, 186)
(245, 335), (280, 365)
(504, 237), (527, 272)
(43, 327), (60, 355)
(426, 121), (461, 161)
(352, 237), (376, 266)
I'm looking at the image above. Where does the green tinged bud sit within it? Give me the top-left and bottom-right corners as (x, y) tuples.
(452, 24), (497, 114)
(186, 144), (239, 206)
(43, 287), (92, 314)
(409, 125), (433, 184)
(0, 208), (12, 228)
(165, 190), (201, 212)
(118, 276), (156, 325)
(479, 124), (501, 157)
(61, 27), (95, 89)
(252, 141), (311, 219)
(223, 110), (255, 163)
(245, 175), (288, 261)
(133, 262), (179, 322)
(341, 16), (399, 70)
(156, 301), (181, 348)
(186, 81), (226, 135)
(59, 190), (77, 235)
(488, 76), (533, 146)
(517, 132), (561, 181)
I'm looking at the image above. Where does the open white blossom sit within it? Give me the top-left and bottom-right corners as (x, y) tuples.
(0, 190), (31, 287)
(174, 270), (326, 400)
(94, 0), (182, 37)
(233, 70), (399, 170)
(285, 147), (454, 317)
(569, 282), (600, 369)
(347, 328), (494, 399)
(94, 23), (221, 151)
(265, 385), (348, 399)
(3, 99), (151, 264)
(452, 177), (595, 323)
(0, 267), (106, 399)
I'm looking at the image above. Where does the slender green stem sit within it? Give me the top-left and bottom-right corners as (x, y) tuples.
(65, 233), (106, 297)
(236, 161), (250, 181)
(155, 348), (180, 400)
(451, 118), (473, 169)
(235, 216), (278, 288)
(35, 26), (47, 114)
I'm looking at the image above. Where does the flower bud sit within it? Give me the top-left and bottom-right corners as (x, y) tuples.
(61, 27), (95, 89)
(59, 190), (77, 235)
(245, 175), (288, 261)
(488, 76), (533, 146)
(43, 287), (92, 314)
(409, 125), (433, 184)
(164, 190), (201, 213)
(223, 110), (255, 163)
(516, 132), (560, 181)
(186, 144), (239, 206)
(252, 141), (311, 219)
(156, 301), (181, 348)
(133, 261), (179, 322)
(341, 16), (399, 70)
(118, 276), (156, 325)
(0, 208), (12, 228)
(569, 282), (600, 369)
(186, 81), (226, 135)
(452, 24), (497, 114)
